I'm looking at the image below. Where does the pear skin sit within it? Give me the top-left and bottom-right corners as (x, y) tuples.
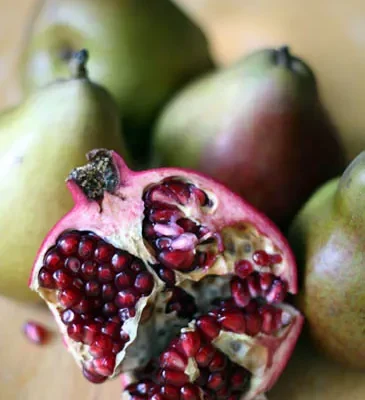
(153, 47), (345, 227)
(289, 152), (365, 368)
(21, 0), (214, 165)
(0, 51), (127, 302)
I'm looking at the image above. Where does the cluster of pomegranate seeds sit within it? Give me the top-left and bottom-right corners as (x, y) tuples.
(143, 179), (215, 276)
(23, 321), (49, 345)
(126, 327), (250, 400)
(37, 230), (156, 381)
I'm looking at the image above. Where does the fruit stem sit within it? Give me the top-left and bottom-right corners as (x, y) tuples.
(69, 49), (89, 79)
(275, 46), (292, 69)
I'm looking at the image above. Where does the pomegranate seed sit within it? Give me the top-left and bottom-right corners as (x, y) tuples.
(180, 384), (200, 400)
(94, 242), (114, 263)
(260, 305), (277, 334)
(119, 307), (136, 322)
(85, 281), (101, 297)
(73, 299), (92, 314)
(246, 274), (262, 298)
(158, 249), (195, 271)
(115, 271), (134, 290)
(97, 265), (114, 282)
(134, 272), (154, 295)
(234, 259), (254, 279)
(164, 180), (191, 205)
(150, 208), (181, 223)
(83, 323), (102, 345)
(67, 323), (83, 342)
(190, 186), (209, 206)
(150, 394), (165, 400)
(159, 369), (189, 386)
(176, 218), (198, 233)
(82, 364), (107, 383)
(73, 277), (84, 290)
(120, 330), (130, 342)
(89, 334), (113, 357)
(252, 250), (270, 266)
(58, 288), (82, 308)
(101, 322), (120, 339)
(219, 309), (246, 334)
(231, 277), (251, 308)
(196, 315), (220, 340)
(61, 309), (80, 325)
(102, 302), (118, 316)
(160, 384), (180, 399)
(111, 251), (132, 272)
(231, 368), (249, 390)
(44, 248), (63, 271)
(38, 267), (55, 288)
(207, 371), (225, 390)
(65, 257), (81, 274)
(92, 355), (116, 376)
(23, 321), (48, 345)
(266, 279), (287, 303)
(155, 237), (173, 250)
(57, 231), (80, 256)
(180, 331), (201, 357)
(130, 260), (145, 274)
(208, 352), (227, 372)
(155, 266), (176, 287)
(245, 313), (262, 336)
(102, 283), (116, 301)
(112, 342), (125, 354)
(78, 237), (95, 260)
(270, 253), (283, 264)
(81, 260), (98, 280)
(53, 269), (73, 289)
(260, 272), (274, 292)
(216, 385), (230, 399)
(115, 289), (139, 308)
(195, 344), (215, 367)
(160, 350), (187, 371)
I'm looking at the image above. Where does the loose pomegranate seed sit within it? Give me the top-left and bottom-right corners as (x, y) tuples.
(23, 321), (49, 345)
(65, 257), (81, 274)
(134, 272), (154, 294)
(38, 267), (55, 288)
(180, 331), (201, 357)
(57, 231), (80, 256)
(196, 315), (220, 340)
(252, 250), (270, 266)
(234, 259), (254, 279)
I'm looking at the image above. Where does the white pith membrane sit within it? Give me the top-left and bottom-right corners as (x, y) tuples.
(29, 150), (303, 400)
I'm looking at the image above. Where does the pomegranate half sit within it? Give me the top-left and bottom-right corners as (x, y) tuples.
(29, 149), (303, 399)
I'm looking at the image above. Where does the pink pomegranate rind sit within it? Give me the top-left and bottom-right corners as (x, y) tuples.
(29, 149), (303, 399)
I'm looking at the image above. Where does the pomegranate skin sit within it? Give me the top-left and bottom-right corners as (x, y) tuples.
(289, 151), (365, 369)
(152, 46), (345, 227)
(29, 149), (303, 398)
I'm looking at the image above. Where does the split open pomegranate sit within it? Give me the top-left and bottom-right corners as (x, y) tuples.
(29, 149), (303, 399)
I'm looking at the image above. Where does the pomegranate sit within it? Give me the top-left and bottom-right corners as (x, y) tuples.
(29, 149), (303, 398)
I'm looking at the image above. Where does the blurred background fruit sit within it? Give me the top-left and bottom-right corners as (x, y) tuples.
(20, 0), (214, 166)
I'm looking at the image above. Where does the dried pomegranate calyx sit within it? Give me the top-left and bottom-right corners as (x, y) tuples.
(30, 149), (302, 398)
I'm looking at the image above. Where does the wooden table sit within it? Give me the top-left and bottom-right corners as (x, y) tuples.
(1, 1), (365, 399)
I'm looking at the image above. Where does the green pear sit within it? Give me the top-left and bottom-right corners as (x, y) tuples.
(289, 152), (365, 368)
(21, 0), (214, 165)
(153, 46), (345, 227)
(0, 50), (127, 302)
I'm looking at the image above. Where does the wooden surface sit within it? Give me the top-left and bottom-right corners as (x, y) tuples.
(1, 1), (365, 399)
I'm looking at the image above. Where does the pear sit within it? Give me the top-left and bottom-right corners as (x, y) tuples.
(153, 46), (345, 227)
(0, 50), (127, 302)
(21, 0), (214, 165)
(289, 152), (365, 368)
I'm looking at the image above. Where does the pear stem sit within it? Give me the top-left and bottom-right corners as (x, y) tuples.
(275, 46), (292, 69)
(69, 49), (89, 79)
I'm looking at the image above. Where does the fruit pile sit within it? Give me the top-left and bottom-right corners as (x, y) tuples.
(1, 0), (365, 399)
